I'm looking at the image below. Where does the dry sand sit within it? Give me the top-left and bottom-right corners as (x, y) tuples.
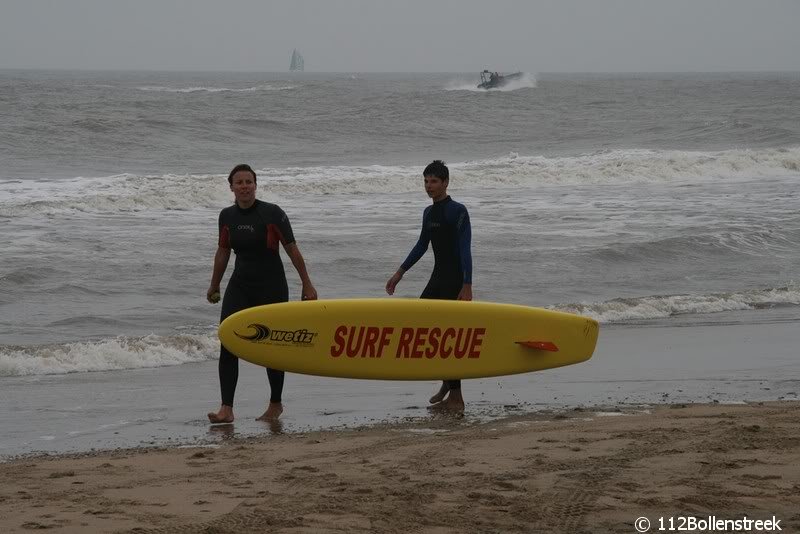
(1, 401), (798, 533)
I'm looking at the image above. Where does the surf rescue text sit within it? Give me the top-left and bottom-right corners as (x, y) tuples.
(330, 326), (486, 359)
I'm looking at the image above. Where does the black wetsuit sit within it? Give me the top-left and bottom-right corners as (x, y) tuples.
(217, 199), (295, 406)
(401, 195), (472, 390)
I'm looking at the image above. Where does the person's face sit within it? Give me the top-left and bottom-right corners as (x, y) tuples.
(424, 175), (448, 201)
(230, 170), (256, 206)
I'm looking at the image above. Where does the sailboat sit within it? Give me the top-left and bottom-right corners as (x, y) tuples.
(289, 49), (304, 72)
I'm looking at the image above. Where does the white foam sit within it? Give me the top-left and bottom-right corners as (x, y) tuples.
(467, 146), (800, 186)
(556, 284), (800, 323)
(0, 334), (218, 377)
(136, 85), (296, 93)
(3, 147), (798, 216)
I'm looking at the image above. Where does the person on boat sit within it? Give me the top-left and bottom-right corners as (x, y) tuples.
(207, 163), (318, 424)
(385, 160), (473, 413)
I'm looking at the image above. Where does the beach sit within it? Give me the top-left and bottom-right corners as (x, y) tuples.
(2, 70), (799, 532)
(3, 309), (798, 533)
(1, 401), (798, 533)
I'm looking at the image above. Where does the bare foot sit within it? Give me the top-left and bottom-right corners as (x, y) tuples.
(428, 390), (464, 413)
(207, 405), (234, 424)
(256, 402), (283, 421)
(429, 382), (449, 404)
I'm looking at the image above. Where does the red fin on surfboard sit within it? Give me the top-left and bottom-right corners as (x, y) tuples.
(516, 341), (559, 352)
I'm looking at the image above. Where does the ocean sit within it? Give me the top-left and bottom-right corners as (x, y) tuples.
(1, 70), (798, 456)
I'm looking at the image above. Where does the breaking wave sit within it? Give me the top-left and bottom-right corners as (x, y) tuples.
(0, 333), (218, 377)
(556, 285), (800, 323)
(1, 147), (798, 215)
(2, 285), (797, 376)
(136, 84), (296, 93)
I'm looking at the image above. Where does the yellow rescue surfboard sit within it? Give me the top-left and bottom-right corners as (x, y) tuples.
(218, 299), (598, 380)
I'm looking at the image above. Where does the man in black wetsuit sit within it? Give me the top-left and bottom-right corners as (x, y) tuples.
(385, 160), (473, 412)
(207, 163), (317, 424)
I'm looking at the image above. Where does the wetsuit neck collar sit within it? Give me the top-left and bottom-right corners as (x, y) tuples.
(432, 195), (451, 204)
(235, 199), (259, 212)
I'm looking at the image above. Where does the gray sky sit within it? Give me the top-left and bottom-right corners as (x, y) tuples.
(2, 0), (799, 72)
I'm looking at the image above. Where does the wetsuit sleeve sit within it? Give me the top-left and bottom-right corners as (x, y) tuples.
(457, 206), (472, 284)
(218, 210), (231, 249)
(400, 208), (430, 272)
(274, 206), (296, 246)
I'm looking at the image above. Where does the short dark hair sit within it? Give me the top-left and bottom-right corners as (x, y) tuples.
(228, 163), (257, 185)
(423, 160), (449, 182)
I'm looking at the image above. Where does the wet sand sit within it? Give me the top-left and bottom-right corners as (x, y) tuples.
(1, 401), (799, 533)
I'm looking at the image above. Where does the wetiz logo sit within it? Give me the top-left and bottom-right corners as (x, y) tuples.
(235, 323), (316, 345)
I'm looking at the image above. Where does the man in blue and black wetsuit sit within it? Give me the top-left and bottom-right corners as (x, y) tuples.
(385, 160), (473, 412)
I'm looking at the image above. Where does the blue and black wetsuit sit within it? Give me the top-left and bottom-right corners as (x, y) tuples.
(401, 195), (472, 390)
(217, 199), (294, 406)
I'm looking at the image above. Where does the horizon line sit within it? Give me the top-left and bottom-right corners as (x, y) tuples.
(2, 67), (800, 75)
